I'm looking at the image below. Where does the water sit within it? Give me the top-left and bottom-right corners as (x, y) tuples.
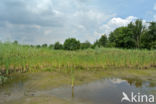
(50, 78), (156, 104)
(0, 76), (156, 104)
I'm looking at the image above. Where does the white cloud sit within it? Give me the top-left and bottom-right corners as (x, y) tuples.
(0, 0), (117, 44)
(99, 16), (137, 35)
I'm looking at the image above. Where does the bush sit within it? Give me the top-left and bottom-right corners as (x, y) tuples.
(42, 44), (47, 48)
(49, 44), (54, 49)
(54, 42), (63, 50)
(80, 41), (91, 49)
(64, 38), (80, 50)
(99, 35), (108, 47)
(13, 40), (18, 44)
(36, 45), (41, 48)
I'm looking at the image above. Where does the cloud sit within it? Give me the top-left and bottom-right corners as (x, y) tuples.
(0, 0), (116, 44)
(0, 0), (153, 44)
(99, 16), (137, 35)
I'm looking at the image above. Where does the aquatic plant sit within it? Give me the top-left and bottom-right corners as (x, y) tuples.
(0, 42), (156, 76)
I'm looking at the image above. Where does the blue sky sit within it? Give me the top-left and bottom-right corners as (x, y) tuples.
(0, 0), (156, 44)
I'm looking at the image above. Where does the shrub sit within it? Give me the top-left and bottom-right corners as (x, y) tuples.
(64, 38), (80, 50)
(42, 44), (48, 48)
(54, 42), (63, 50)
(80, 41), (91, 49)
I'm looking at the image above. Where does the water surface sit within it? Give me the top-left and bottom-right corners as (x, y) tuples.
(0, 75), (155, 104)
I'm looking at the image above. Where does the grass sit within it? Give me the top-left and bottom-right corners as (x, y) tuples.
(0, 42), (156, 75)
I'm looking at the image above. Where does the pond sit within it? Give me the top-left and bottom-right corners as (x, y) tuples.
(0, 73), (156, 104)
(50, 78), (156, 104)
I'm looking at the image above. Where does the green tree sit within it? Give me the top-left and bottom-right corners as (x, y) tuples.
(13, 40), (18, 44)
(64, 38), (80, 50)
(49, 44), (54, 49)
(148, 22), (156, 49)
(109, 27), (135, 48)
(36, 45), (41, 48)
(54, 42), (63, 50)
(80, 41), (91, 49)
(132, 19), (145, 48)
(42, 44), (47, 48)
(91, 40), (100, 49)
(141, 22), (156, 49)
(99, 35), (108, 47)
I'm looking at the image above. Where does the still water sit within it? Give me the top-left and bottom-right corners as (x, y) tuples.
(0, 77), (156, 104)
(51, 78), (156, 104)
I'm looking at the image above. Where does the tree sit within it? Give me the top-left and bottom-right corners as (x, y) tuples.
(99, 35), (108, 47)
(108, 20), (146, 49)
(54, 42), (63, 50)
(42, 44), (47, 48)
(13, 40), (18, 44)
(141, 22), (156, 49)
(91, 40), (100, 49)
(109, 27), (136, 48)
(80, 41), (91, 49)
(36, 45), (41, 48)
(148, 22), (156, 49)
(132, 19), (145, 48)
(49, 44), (54, 49)
(64, 38), (80, 50)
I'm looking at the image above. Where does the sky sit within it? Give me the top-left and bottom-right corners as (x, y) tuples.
(0, 0), (156, 44)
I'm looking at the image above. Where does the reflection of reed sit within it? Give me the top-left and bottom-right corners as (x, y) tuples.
(72, 76), (74, 88)
(71, 69), (75, 99)
(124, 78), (143, 88)
(72, 87), (74, 99)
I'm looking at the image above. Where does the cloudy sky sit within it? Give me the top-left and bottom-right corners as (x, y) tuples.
(0, 0), (156, 44)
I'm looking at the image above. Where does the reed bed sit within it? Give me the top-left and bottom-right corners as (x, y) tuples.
(0, 42), (156, 75)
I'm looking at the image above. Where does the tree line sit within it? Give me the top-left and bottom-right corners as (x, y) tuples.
(13, 19), (156, 50)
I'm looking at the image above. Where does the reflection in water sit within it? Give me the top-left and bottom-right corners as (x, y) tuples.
(0, 78), (156, 104)
(72, 87), (74, 99)
(51, 78), (156, 104)
(124, 78), (143, 88)
(123, 77), (156, 88)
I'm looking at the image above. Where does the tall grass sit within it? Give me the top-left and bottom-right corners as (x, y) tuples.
(0, 42), (156, 75)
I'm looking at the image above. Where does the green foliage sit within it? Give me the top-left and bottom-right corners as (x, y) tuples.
(131, 19), (145, 48)
(13, 40), (18, 44)
(80, 41), (91, 49)
(92, 40), (100, 49)
(36, 45), (41, 48)
(64, 38), (80, 50)
(99, 35), (108, 47)
(42, 44), (48, 48)
(49, 44), (54, 49)
(109, 27), (136, 48)
(54, 42), (63, 50)
(108, 20), (156, 49)
(141, 22), (156, 49)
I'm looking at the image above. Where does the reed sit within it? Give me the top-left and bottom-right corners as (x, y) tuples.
(0, 42), (156, 75)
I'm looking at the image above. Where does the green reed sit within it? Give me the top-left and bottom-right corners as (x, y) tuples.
(0, 42), (156, 75)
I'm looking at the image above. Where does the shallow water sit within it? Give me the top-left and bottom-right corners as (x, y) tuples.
(50, 78), (156, 104)
(0, 76), (156, 104)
